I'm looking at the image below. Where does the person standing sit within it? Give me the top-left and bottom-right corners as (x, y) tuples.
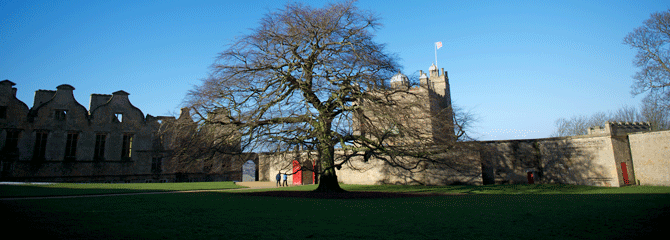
(282, 173), (288, 187)
(276, 172), (282, 187)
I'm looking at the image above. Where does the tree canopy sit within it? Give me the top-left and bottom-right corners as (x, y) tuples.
(186, 1), (470, 192)
(624, 9), (670, 111)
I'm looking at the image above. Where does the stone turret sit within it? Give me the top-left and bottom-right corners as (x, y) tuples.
(429, 63), (439, 78)
(390, 72), (409, 89)
(428, 65), (449, 98)
(419, 70), (429, 88)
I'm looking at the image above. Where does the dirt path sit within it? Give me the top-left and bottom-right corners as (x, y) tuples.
(234, 181), (283, 189)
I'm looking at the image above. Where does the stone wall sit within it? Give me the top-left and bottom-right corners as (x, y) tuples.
(259, 151), (316, 184)
(257, 130), (669, 187)
(482, 135), (624, 187)
(629, 130), (670, 186)
(259, 149), (482, 186)
(255, 126), (670, 187)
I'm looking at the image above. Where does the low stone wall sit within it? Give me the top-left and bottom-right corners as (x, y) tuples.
(259, 130), (670, 187)
(259, 149), (482, 186)
(482, 135), (622, 187)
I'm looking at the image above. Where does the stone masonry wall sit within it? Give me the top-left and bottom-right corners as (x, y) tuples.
(259, 149), (482, 186)
(258, 130), (669, 187)
(629, 130), (670, 186)
(482, 135), (621, 187)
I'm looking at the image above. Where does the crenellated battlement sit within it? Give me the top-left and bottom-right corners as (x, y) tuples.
(588, 121), (651, 136)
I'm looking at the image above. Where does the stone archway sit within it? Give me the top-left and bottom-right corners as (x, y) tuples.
(301, 160), (315, 185)
(242, 160), (256, 182)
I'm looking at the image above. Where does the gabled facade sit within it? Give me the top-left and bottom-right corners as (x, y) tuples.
(0, 81), (162, 182)
(0, 81), (254, 183)
(0, 80), (30, 171)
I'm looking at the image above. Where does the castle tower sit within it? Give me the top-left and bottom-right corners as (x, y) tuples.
(390, 72), (409, 89)
(429, 63), (439, 78)
(426, 63), (454, 142)
(419, 70), (429, 88)
(427, 63), (450, 99)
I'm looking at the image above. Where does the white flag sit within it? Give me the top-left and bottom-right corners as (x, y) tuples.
(435, 42), (442, 49)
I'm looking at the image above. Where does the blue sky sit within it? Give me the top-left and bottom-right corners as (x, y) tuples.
(2, 0), (668, 140)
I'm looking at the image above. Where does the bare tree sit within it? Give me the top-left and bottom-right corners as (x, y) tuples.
(640, 92), (670, 130)
(611, 105), (643, 122)
(552, 115), (590, 137)
(623, 9), (670, 110)
(552, 102), (669, 137)
(186, 1), (473, 192)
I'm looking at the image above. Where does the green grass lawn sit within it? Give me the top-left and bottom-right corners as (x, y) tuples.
(0, 181), (244, 198)
(2, 183), (669, 239)
(4, 182), (670, 198)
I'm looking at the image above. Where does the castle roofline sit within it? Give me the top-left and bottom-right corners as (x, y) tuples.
(113, 90), (130, 96)
(1, 79), (16, 86)
(56, 84), (75, 90)
(390, 72), (408, 83)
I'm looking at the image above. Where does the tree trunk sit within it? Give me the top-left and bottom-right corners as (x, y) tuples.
(314, 139), (345, 192)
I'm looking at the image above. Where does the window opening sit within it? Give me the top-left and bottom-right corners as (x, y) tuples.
(54, 110), (67, 120)
(3, 130), (20, 152)
(64, 132), (79, 160)
(0, 106), (7, 119)
(152, 157), (162, 174)
(94, 133), (107, 160)
(33, 131), (48, 160)
(115, 113), (123, 122)
(121, 134), (133, 160)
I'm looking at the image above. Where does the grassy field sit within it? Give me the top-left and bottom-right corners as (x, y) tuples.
(0, 181), (244, 198)
(2, 182), (669, 239)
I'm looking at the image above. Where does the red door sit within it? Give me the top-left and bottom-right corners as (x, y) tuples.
(621, 162), (630, 185)
(527, 172), (534, 184)
(292, 160), (302, 185)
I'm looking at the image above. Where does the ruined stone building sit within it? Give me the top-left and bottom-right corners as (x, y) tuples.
(0, 80), (255, 183)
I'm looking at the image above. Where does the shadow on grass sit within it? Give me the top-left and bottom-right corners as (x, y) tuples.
(341, 183), (670, 194)
(2, 190), (669, 240)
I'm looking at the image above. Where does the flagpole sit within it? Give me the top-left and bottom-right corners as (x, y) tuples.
(435, 42), (438, 69)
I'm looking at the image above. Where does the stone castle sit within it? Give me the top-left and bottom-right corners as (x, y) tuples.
(261, 64), (669, 187)
(2, 63), (669, 186)
(358, 63), (454, 144)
